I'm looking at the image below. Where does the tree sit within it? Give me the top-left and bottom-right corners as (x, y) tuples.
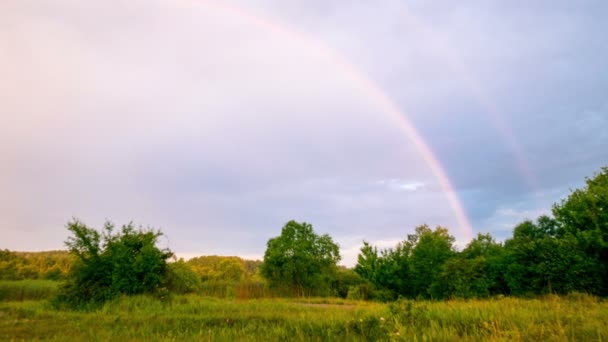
(503, 217), (600, 295)
(380, 241), (413, 297)
(440, 233), (506, 298)
(187, 256), (247, 282)
(260, 220), (340, 296)
(354, 225), (455, 299)
(354, 241), (380, 284)
(55, 219), (173, 307)
(409, 225), (455, 298)
(215, 259), (245, 282)
(553, 167), (608, 295)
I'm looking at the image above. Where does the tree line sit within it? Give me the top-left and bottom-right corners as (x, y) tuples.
(0, 166), (605, 307)
(0, 250), (73, 280)
(352, 166), (607, 299)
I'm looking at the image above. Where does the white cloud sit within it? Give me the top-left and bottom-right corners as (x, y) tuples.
(375, 179), (426, 192)
(337, 235), (405, 267)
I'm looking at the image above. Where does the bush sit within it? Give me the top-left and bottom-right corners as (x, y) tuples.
(346, 284), (373, 300)
(54, 220), (173, 308)
(331, 267), (364, 298)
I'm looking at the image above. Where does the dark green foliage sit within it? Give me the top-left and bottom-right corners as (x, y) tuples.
(55, 219), (172, 308)
(553, 167), (608, 295)
(504, 216), (603, 296)
(261, 220), (341, 296)
(355, 225), (455, 299)
(354, 240), (412, 299)
(438, 233), (506, 298)
(331, 267), (364, 298)
(354, 166), (608, 299)
(409, 225), (455, 298)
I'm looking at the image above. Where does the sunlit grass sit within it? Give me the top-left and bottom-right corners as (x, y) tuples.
(1, 287), (607, 341)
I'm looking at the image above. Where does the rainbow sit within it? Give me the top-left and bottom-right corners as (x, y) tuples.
(392, 8), (539, 193)
(173, 0), (477, 239)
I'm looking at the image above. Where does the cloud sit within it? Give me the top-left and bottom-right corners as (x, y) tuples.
(0, 0), (465, 257)
(1, 0), (607, 264)
(375, 179), (426, 192)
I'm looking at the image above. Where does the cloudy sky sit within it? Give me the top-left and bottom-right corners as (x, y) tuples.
(2, 0), (607, 265)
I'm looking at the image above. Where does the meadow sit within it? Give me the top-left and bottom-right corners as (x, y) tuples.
(1, 280), (607, 341)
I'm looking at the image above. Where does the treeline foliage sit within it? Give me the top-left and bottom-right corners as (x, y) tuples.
(2, 167), (606, 303)
(0, 250), (73, 280)
(355, 167), (608, 299)
(186, 256), (265, 298)
(187, 255), (261, 282)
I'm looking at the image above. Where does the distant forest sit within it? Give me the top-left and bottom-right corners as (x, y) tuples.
(1, 166), (606, 302)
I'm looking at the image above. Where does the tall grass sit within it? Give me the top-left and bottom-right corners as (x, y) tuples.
(1, 290), (607, 341)
(0, 280), (59, 301)
(197, 280), (270, 299)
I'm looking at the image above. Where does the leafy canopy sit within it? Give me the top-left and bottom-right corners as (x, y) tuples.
(261, 220), (340, 296)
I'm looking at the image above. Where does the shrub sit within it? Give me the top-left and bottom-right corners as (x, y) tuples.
(54, 220), (173, 308)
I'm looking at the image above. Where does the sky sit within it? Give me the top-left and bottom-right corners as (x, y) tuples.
(1, 0), (607, 266)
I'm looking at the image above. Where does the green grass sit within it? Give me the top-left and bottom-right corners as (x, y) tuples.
(0, 282), (607, 341)
(0, 280), (59, 301)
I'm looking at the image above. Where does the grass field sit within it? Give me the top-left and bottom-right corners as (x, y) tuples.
(1, 281), (607, 341)
(0, 280), (59, 301)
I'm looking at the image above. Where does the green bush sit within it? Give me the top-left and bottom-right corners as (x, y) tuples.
(54, 220), (173, 308)
(346, 284), (373, 300)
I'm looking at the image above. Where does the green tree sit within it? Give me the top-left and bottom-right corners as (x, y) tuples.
(354, 241), (380, 284)
(504, 219), (553, 295)
(55, 219), (173, 307)
(187, 256), (247, 282)
(355, 226), (454, 299)
(376, 244), (411, 298)
(440, 233), (506, 298)
(409, 225), (455, 298)
(260, 220), (340, 296)
(553, 166), (608, 294)
(504, 217), (600, 295)
(215, 259), (245, 282)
